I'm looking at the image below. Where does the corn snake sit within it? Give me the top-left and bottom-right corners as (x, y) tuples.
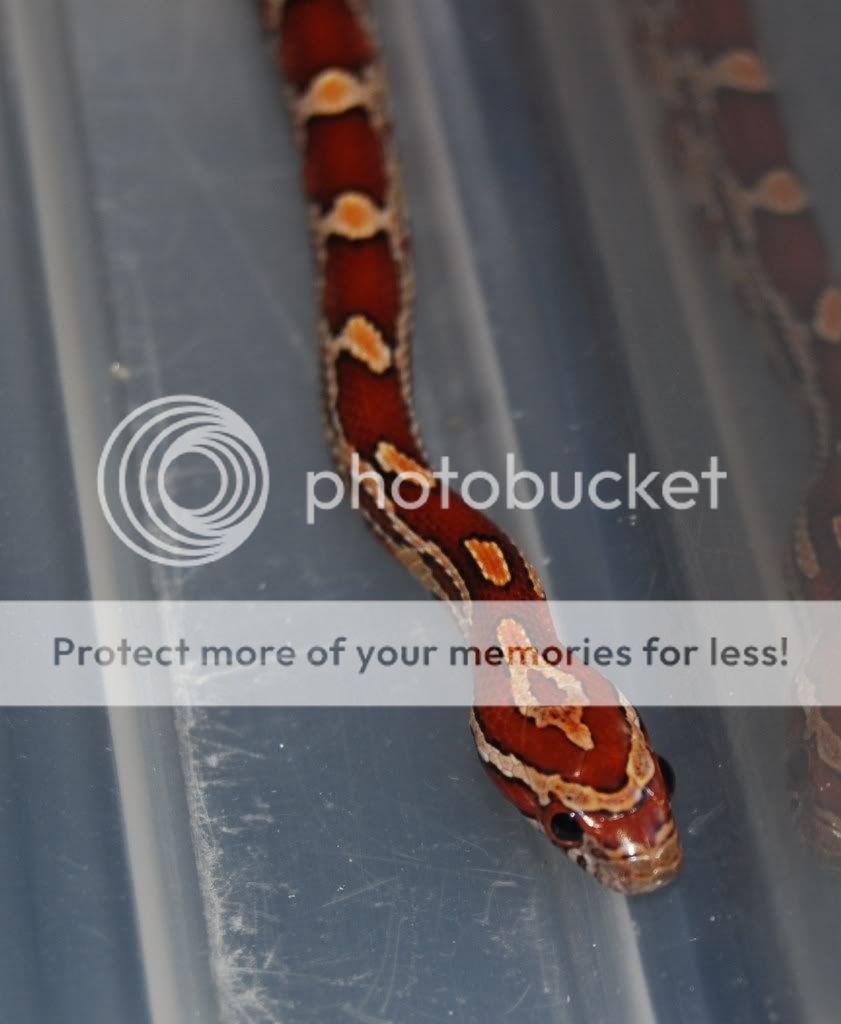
(261, 0), (681, 894)
(630, 0), (841, 857)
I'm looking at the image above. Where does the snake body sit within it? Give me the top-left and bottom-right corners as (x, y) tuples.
(632, 0), (841, 855)
(263, 0), (680, 893)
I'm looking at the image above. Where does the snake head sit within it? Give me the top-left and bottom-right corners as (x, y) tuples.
(473, 704), (682, 895)
(540, 753), (681, 895)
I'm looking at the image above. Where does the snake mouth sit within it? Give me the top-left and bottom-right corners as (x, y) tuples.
(590, 826), (684, 896)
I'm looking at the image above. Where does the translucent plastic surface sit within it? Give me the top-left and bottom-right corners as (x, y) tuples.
(2, 0), (840, 1021)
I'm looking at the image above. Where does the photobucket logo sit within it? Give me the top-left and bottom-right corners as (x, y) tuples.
(306, 453), (726, 524)
(97, 395), (269, 566)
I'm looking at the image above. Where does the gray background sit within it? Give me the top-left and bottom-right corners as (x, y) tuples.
(1, 0), (840, 1021)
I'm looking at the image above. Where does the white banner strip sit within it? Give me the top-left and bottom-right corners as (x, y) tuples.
(2, 600), (838, 707)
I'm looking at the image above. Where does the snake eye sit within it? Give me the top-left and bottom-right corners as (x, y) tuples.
(549, 811), (584, 845)
(658, 755), (676, 797)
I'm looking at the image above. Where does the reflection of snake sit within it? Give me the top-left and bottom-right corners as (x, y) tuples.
(630, 0), (841, 854)
(262, 0), (680, 892)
